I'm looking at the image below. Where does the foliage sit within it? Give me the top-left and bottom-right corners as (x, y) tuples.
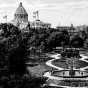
(0, 23), (25, 77)
(25, 28), (70, 52)
(71, 36), (84, 48)
(0, 23), (20, 37)
(8, 42), (27, 76)
(0, 23), (21, 50)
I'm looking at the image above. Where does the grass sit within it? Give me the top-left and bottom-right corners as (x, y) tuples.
(52, 58), (88, 69)
(26, 53), (55, 77)
(26, 50), (88, 77)
(85, 59), (88, 61)
(27, 62), (55, 77)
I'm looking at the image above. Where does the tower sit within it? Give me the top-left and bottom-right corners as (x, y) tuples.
(33, 10), (39, 21)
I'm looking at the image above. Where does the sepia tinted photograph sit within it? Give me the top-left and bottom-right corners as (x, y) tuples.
(0, 0), (88, 88)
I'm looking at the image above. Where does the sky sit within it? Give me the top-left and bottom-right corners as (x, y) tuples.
(0, 0), (88, 27)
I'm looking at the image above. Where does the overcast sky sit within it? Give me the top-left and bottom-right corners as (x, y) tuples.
(0, 0), (88, 27)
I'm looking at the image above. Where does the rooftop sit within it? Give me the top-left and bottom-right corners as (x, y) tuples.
(15, 2), (28, 15)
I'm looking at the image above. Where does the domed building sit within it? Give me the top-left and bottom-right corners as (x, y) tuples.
(12, 2), (28, 29)
(12, 2), (51, 30)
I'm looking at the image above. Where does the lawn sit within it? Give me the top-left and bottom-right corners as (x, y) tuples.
(26, 62), (56, 77)
(52, 58), (88, 69)
(26, 51), (88, 77)
(26, 53), (56, 77)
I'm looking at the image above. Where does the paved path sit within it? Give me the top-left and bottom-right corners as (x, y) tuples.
(46, 53), (88, 71)
(44, 53), (88, 88)
(79, 54), (88, 70)
(46, 54), (63, 70)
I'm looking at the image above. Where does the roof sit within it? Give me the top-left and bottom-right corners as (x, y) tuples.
(15, 2), (28, 15)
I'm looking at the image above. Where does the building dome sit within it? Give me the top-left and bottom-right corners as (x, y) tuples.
(15, 2), (28, 15)
(13, 2), (28, 29)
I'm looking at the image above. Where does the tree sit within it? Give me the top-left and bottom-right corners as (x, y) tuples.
(0, 23), (20, 37)
(46, 30), (69, 51)
(0, 23), (22, 77)
(0, 23), (27, 77)
(0, 23), (21, 50)
(78, 30), (87, 40)
(84, 38), (88, 48)
(8, 38), (27, 76)
(71, 36), (84, 48)
(21, 77), (47, 88)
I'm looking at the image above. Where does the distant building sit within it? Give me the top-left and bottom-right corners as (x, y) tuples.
(56, 24), (78, 35)
(11, 2), (28, 29)
(30, 10), (51, 29)
(75, 25), (88, 32)
(30, 19), (51, 29)
(11, 2), (51, 29)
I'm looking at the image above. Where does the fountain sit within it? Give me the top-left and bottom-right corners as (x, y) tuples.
(44, 48), (88, 87)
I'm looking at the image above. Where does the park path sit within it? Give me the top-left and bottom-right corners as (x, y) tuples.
(46, 54), (63, 70)
(46, 53), (88, 71)
(44, 53), (88, 77)
(43, 52), (88, 88)
(79, 54), (88, 70)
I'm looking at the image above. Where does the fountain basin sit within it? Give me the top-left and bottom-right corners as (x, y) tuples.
(52, 70), (88, 78)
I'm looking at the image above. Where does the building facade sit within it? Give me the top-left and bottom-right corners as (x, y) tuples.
(12, 2), (51, 29)
(12, 2), (28, 29)
(30, 20), (51, 29)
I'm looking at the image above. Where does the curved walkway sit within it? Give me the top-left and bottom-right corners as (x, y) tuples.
(46, 54), (63, 70)
(80, 54), (88, 70)
(44, 53), (88, 88)
(46, 53), (88, 71)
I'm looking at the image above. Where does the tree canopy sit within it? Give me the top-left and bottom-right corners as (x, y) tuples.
(71, 36), (84, 48)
